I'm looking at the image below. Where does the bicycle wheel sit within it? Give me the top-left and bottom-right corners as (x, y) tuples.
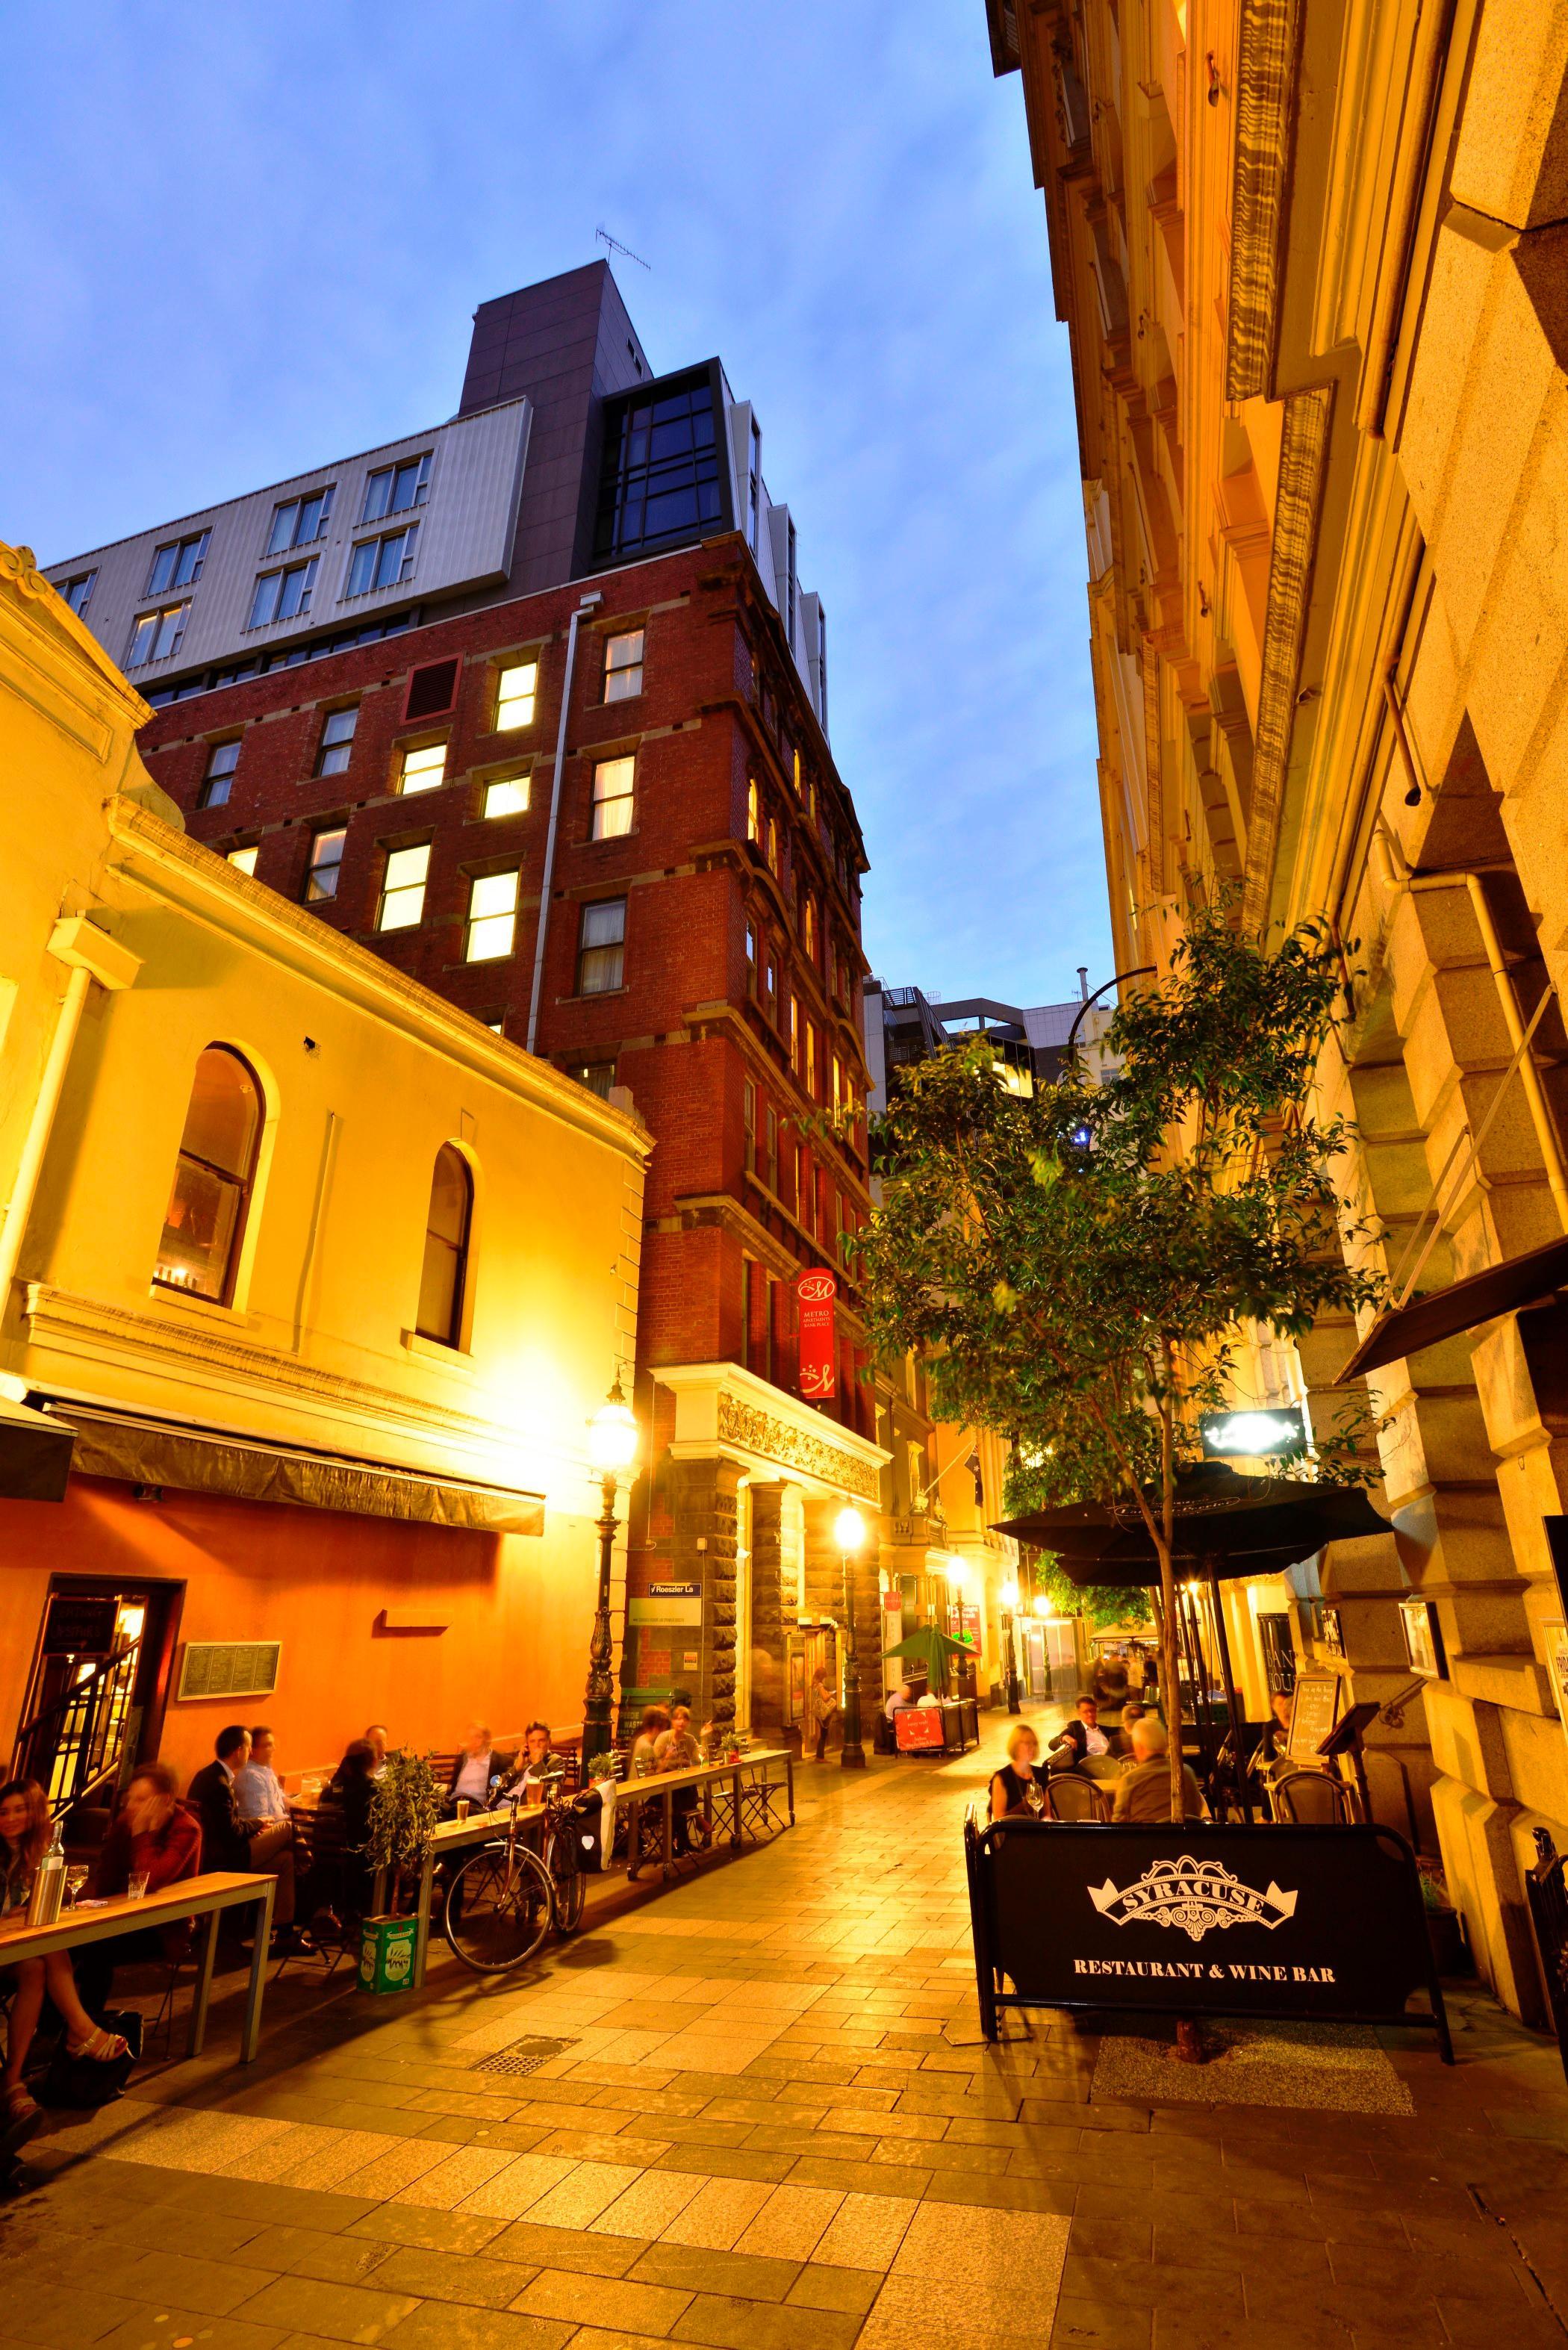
(545, 1825), (585, 1935)
(443, 1841), (553, 1974)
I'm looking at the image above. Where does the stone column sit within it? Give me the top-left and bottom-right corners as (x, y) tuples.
(749, 1483), (787, 1732)
(668, 1455), (742, 1728)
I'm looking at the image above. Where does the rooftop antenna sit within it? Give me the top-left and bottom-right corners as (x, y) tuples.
(597, 226), (650, 271)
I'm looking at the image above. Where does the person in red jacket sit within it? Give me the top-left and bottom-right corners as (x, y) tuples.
(74, 1761), (202, 2020)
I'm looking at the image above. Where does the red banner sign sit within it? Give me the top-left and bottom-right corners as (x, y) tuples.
(796, 1268), (837, 1399)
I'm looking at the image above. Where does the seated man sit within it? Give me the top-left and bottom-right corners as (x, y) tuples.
(886, 1680), (915, 1720)
(1047, 1697), (1111, 1769)
(189, 1725), (300, 1942)
(444, 1723), (513, 1815)
(234, 1724), (288, 1827)
(364, 1724), (391, 1777)
(1111, 1716), (1207, 1822)
(515, 1722), (563, 1797)
(1255, 1689), (1295, 1771)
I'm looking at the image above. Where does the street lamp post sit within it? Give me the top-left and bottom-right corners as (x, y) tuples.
(1000, 1579), (1022, 1715)
(581, 1378), (639, 1766)
(836, 1506), (868, 1771)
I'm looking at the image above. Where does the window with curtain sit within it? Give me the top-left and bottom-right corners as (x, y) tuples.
(153, 1047), (263, 1304)
(416, 1145), (473, 1346)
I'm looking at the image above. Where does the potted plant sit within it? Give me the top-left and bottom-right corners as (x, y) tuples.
(359, 1751), (441, 1994)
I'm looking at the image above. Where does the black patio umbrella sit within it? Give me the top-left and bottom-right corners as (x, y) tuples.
(993, 1465), (1390, 1820)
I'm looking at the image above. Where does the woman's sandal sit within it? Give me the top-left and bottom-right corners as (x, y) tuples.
(66, 2027), (128, 2063)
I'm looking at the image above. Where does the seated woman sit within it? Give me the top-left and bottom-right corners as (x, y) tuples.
(75, 1761), (203, 2021)
(1, 1779), (129, 2149)
(311, 1741), (378, 1927)
(630, 1706), (671, 1777)
(653, 1704), (708, 1853)
(989, 1724), (1045, 1821)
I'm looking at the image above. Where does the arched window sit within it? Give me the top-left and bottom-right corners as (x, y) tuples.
(417, 1145), (473, 1346)
(154, 1046), (262, 1303)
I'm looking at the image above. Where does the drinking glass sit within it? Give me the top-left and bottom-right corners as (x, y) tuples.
(63, 1865), (90, 1909)
(127, 1871), (150, 1900)
(455, 1799), (471, 1824)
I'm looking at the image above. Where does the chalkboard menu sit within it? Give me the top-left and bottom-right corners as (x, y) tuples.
(1288, 1669), (1342, 1761)
(178, 1641), (281, 1701)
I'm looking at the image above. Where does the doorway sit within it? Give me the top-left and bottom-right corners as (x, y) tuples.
(12, 1576), (184, 1814)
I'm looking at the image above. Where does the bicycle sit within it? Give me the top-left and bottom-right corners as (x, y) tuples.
(441, 1782), (587, 1974)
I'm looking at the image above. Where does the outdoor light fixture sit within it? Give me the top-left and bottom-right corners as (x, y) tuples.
(1198, 1405), (1306, 1459)
(836, 1505), (868, 1769)
(999, 1579), (1021, 1713)
(582, 1376), (639, 1762)
(1001, 1579), (1018, 1608)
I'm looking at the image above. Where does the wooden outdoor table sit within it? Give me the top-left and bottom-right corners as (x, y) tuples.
(622, 1747), (794, 1880)
(0, 1871), (277, 2063)
(408, 1800), (546, 1988)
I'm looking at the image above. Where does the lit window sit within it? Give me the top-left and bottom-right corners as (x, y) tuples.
(832, 1054), (842, 1110)
(747, 780), (760, 842)
(362, 453), (431, 524)
(745, 921), (759, 998)
(199, 740), (241, 809)
(147, 532), (209, 595)
(416, 1143), (472, 1346)
(765, 952), (778, 1016)
(766, 815), (779, 874)
(153, 1045), (261, 1303)
(495, 661), (538, 730)
(570, 1063), (617, 1100)
(466, 868), (519, 961)
(604, 630), (644, 701)
(227, 845), (259, 877)
(803, 897), (816, 958)
(792, 747), (802, 798)
(485, 1019), (505, 1035)
(247, 556), (319, 630)
(806, 1022), (817, 1097)
(127, 602), (190, 667)
(591, 755), (635, 840)
(60, 571), (96, 617)
(305, 827), (346, 902)
(317, 706), (358, 775)
(267, 487), (333, 556)
(577, 898), (626, 994)
(788, 994), (799, 1071)
(399, 741), (446, 795)
(346, 523), (419, 597)
(483, 774), (529, 818)
(378, 842), (429, 930)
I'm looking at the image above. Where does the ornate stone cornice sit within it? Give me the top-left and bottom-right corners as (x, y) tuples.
(716, 1390), (880, 1504)
(1225, 0), (1304, 403)
(1241, 383), (1335, 933)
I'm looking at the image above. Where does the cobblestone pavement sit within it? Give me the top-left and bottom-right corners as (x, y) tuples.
(3, 1709), (1567, 2349)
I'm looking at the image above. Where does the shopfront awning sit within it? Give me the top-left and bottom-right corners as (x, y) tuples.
(40, 1399), (544, 1536)
(0, 1396), (75, 1502)
(1337, 1233), (1568, 1381)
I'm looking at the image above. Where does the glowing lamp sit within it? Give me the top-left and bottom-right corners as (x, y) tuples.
(1000, 1579), (1019, 1609)
(834, 1506), (867, 1554)
(588, 1381), (638, 1478)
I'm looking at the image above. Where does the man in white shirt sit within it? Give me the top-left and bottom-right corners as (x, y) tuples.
(444, 1724), (512, 1815)
(234, 1726), (289, 1824)
(1048, 1697), (1111, 1768)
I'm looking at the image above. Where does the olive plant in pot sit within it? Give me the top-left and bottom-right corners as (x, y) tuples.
(359, 1751), (442, 1995)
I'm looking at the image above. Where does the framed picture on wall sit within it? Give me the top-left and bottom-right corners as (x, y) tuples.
(1398, 1596), (1447, 1679)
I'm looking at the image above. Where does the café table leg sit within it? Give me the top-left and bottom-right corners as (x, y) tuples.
(730, 1769), (743, 1850)
(411, 1845), (437, 1989)
(785, 1756), (795, 1827)
(240, 1880), (276, 2064)
(626, 1794), (644, 1881)
(662, 1790), (674, 1874)
(187, 1909), (221, 2059)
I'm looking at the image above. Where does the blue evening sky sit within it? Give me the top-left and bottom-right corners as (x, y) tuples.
(2, 3), (1111, 1009)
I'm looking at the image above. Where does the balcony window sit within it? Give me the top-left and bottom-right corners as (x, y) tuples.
(266, 487), (333, 556)
(127, 602), (190, 667)
(378, 842), (429, 930)
(305, 827), (346, 903)
(147, 531), (209, 595)
(247, 556), (319, 630)
(153, 1045), (262, 1304)
(603, 630), (644, 702)
(199, 739), (240, 809)
(415, 1144), (472, 1347)
(465, 868), (519, 961)
(60, 571), (96, 617)
(570, 1062), (617, 1101)
(577, 898), (626, 995)
(495, 660), (538, 730)
(592, 371), (722, 563)
(591, 754), (635, 840)
(346, 523), (418, 597)
(399, 741), (446, 795)
(483, 773), (529, 818)
(361, 453), (431, 524)
(316, 706), (358, 775)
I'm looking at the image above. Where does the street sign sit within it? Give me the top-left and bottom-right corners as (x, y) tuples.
(964, 1815), (1451, 2057)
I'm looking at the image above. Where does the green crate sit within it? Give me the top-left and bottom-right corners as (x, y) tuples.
(358, 1914), (417, 1995)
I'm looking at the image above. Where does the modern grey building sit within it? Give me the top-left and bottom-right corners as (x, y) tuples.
(43, 260), (830, 736)
(863, 977), (1117, 1113)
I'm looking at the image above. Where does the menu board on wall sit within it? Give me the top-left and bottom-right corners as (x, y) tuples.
(178, 1641), (281, 1701)
(1288, 1670), (1342, 1762)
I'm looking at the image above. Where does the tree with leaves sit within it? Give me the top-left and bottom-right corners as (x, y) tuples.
(853, 909), (1383, 1825)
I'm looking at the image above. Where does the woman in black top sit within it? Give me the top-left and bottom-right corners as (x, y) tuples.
(989, 1724), (1045, 1820)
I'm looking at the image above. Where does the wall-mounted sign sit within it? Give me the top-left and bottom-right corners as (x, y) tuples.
(1198, 1405), (1306, 1459)
(1287, 1670), (1341, 1762)
(1398, 1597), (1446, 1679)
(178, 1641), (281, 1702)
(1543, 1619), (1568, 1750)
(796, 1269), (837, 1400)
(895, 1707), (946, 1751)
(629, 1585), (703, 1627)
(42, 1595), (120, 1656)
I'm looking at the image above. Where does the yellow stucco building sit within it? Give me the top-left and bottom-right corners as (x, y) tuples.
(1, 539), (649, 1797)
(988, 0), (1568, 2014)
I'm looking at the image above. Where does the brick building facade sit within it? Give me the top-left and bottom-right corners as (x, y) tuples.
(52, 264), (906, 1738)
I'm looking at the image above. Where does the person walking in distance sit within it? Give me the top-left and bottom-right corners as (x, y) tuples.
(807, 1664), (839, 1761)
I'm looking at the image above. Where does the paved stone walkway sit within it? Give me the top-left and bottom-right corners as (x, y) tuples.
(3, 1709), (1567, 2349)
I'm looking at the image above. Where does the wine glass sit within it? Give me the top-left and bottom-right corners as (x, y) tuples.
(63, 1865), (90, 1909)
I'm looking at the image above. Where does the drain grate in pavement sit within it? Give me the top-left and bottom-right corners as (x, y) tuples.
(473, 2035), (579, 2076)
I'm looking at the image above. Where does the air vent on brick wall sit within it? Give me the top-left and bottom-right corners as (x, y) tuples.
(403, 659), (459, 723)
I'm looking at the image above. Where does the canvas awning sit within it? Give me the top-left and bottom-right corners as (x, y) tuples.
(39, 1399), (544, 1535)
(1337, 1234), (1568, 1381)
(0, 1395), (75, 1502)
